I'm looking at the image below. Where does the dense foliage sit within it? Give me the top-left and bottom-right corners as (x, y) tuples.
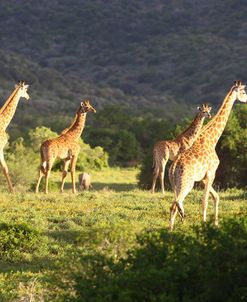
(0, 222), (46, 262)
(74, 216), (247, 302)
(84, 105), (175, 165)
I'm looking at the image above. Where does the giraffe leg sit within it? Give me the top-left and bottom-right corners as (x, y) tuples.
(170, 176), (194, 231)
(170, 201), (178, 231)
(170, 198), (185, 231)
(35, 169), (44, 193)
(151, 158), (160, 193)
(209, 186), (220, 227)
(70, 155), (78, 194)
(0, 155), (13, 193)
(60, 159), (71, 193)
(159, 158), (167, 194)
(202, 174), (215, 223)
(45, 159), (55, 194)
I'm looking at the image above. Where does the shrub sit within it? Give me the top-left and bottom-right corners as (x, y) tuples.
(0, 222), (46, 262)
(0, 138), (38, 190)
(73, 216), (247, 302)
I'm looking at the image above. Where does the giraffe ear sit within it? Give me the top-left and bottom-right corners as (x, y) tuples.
(80, 101), (84, 107)
(197, 106), (202, 111)
(15, 84), (19, 88)
(24, 84), (29, 89)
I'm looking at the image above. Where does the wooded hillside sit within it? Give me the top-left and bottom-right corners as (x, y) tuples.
(0, 0), (246, 129)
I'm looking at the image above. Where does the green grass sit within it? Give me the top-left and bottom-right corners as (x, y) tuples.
(0, 167), (246, 301)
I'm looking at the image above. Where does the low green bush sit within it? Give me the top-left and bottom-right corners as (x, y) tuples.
(74, 215), (247, 302)
(0, 222), (46, 262)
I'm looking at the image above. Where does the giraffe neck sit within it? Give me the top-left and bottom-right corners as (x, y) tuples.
(176, 113), (205, 143)
(64, 112), (87, 140)
(0, 87), (21, 131)
(60, 112), (78, 135)
(199, 88), (235, 148)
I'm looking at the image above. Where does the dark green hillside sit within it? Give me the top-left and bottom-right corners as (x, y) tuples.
(0, 0), (246, 107)
(1, 50), (189, 139)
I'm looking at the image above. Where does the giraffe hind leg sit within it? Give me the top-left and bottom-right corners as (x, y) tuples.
(159, 159), (167, 194)
(151, 163), (159, 193)
(45, 159), (55, 194)
(35, 161), (46, 193)
(0, 155), (14, 192)
(170, 179), (194, 231)
(60, 159), (71, 193)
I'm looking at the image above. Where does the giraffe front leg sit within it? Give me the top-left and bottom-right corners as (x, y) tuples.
(70, 155), (78, 194)
(60, 159), (71, 193)
(202, 175), (215, 223)
(0, 155), (14, 193)
(209, 185), (220, 227)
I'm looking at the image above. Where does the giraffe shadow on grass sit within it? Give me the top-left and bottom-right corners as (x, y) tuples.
(53, 181), (136, 192)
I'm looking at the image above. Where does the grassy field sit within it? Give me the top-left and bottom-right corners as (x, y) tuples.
(0, 167), (246, 301)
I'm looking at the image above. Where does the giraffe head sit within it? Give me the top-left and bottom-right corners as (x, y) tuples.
(79, 99), (96, 113)
(15, 81), (30, 100)
(232, 81), (247, 103)
(197, 104), (212, 118)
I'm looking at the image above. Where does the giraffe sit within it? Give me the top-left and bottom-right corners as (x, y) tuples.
(35, 99), (96, 194)
(0, 81), (30, 192)
(151, 104), (212, 194)
(169, 81), (247, 231)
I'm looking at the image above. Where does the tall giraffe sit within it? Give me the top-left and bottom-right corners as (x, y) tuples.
(151, 104), (212, 194)
(0, 81), (30, 192)
(35, 99), (96, 194)
(169, 81), (247, 230)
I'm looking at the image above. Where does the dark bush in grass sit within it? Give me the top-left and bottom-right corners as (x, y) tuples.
(73, 216), (247, 302)
(0, 222), (45, 262)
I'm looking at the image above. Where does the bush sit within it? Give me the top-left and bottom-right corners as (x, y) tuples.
(73, 216), (247, 302)
(28, 126), (57, 152)
(216, 105), (247, 188)
(0, 222), (46, 262)
(76, 140), (109, 171)
(0, 137), (39, 190)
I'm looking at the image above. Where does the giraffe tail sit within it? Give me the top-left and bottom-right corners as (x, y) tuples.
(152, 149), (159, 172)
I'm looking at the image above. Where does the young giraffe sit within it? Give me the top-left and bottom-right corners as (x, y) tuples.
(169, 81), (247, 231)
(35, 99), (96, 194)
(151, 104), (212, 194)
(0, 81), (30, 192)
